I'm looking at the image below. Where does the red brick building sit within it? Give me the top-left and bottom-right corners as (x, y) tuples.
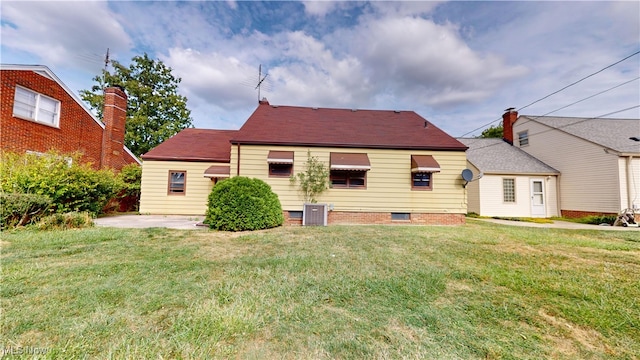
(1, 64), (139, 170)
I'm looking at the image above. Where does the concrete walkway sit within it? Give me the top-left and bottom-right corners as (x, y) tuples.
(94, 214), (206, 230)
(469, 218), (637, 231)
(94, 214), (638, 231)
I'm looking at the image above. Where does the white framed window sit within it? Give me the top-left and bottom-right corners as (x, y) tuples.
(503, 178), (516, 203)
(518, 131), (529, 147)
(13, 86), (60, 127)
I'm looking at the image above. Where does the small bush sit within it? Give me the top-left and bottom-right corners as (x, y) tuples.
(577, 215), (617, 225)
(36, 212), (94, 231)
(116, 163), (142, 212)
(205, 177), (284, 231)
(490, 216), (554, 224)
(0, 193), (52, 230)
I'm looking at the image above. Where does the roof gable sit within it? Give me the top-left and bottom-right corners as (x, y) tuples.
(141, 128), (236, 162)
(458, 138), (559, 175)
(1, 64), (105, 129)
(519, 115), (640, 154)
(232, 103), (467, 151)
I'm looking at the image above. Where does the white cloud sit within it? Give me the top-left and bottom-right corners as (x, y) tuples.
(341, 15), (528, 108)
(0, 1), (131, 71)
(3, 1), (635, 135)
(369, 1), (441, 17)
(161, 48), (257, 111)
(301, 1), (344, 17)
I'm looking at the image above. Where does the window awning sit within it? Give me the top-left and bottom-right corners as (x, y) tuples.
(411, 155), (441, 173)
(267, 151), (294, 164)
(203, 165), (230, 178)
(330, 152), (371, 171)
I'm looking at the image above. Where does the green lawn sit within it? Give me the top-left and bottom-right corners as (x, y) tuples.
(2, 221), (639, 359)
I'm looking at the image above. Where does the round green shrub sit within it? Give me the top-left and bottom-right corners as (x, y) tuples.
(205, 177), (284, 231)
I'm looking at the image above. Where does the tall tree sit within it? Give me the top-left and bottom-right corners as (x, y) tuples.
(478, 124), (503, 138)
(80, 53), (193, 156)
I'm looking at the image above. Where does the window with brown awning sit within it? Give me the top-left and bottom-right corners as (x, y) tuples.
(267, 151), (294, 164)
(410, 155), (440, 173)
(330, 152), (371, 171)
(203, 165), (230, 178)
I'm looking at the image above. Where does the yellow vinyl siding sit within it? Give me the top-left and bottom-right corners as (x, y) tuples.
(233, 145), (467, 214)
(465, 162), (481, 214)
(513, 120), (622, 213)
(140, 160), (225, 215)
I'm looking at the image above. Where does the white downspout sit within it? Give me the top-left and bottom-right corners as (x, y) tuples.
(626, 155), (635, 209)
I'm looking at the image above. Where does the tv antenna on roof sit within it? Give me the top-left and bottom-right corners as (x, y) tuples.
(104, 48), (110, 71)
(255, 64), (268, 102)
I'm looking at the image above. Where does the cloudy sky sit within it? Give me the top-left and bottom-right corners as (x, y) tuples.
(2, 1), (639, 136)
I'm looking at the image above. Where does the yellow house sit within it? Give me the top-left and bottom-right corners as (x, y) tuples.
(139, 129), (236, 215)
(140, 100), (469, 225)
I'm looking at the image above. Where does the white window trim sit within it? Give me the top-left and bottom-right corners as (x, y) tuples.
(503, 178), (516, 203)
(518, 130), (529, 147)
(13, 86), (61, 128)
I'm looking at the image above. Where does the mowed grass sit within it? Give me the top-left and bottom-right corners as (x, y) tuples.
(1, 221), (639, 359)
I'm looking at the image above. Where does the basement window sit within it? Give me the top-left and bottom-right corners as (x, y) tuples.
(391, 213), (410, 221)
(288, 211), (303, 219)
(13, 86), (60, 127)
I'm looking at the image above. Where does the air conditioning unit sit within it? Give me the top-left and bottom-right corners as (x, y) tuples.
(303, 203), (328, 226)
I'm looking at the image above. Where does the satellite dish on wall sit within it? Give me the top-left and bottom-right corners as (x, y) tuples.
(461, 169), (473, 182)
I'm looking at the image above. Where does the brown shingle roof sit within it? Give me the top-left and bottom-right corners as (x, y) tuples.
(232, 103), (467, 151)
(141, 128), (236, 162)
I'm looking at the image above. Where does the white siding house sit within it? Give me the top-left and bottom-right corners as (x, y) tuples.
(459, 138), (559, 218)
(505, 110), (640, 216)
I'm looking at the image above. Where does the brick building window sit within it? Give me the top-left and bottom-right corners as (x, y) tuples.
(168, 171), (186, 195)
(13, 86), (60, 127)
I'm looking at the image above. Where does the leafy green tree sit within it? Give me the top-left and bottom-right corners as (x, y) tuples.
(478, 124), (503, 138)
(80, 53), (193, 156)
(289, 150), (329, 203)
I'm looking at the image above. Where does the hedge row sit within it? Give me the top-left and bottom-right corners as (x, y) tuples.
(0, 193), (52, 230)
(1, 151), (141, 229)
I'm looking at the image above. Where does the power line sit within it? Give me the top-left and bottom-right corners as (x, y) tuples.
(462, 104), (640, 153)
(517, 50), (640, 113)
(515, 76), (640, 128)
(459, 49), (640, 137)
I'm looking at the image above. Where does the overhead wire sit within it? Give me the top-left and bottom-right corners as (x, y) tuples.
(459, 49), (640, 137)
(514, 76), (640, 128)
(462, 104), (640, 153)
